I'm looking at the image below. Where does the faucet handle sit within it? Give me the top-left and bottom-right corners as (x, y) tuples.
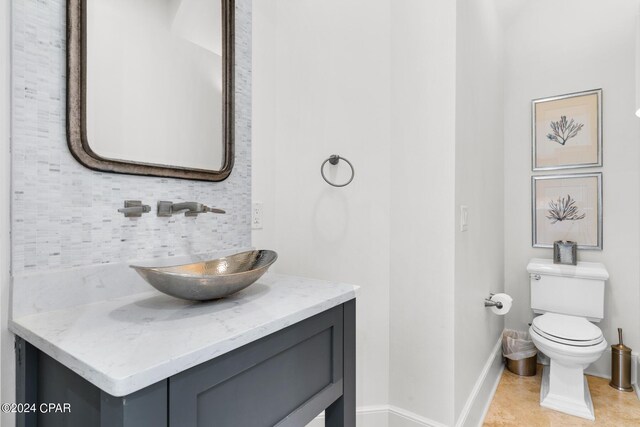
(157, 201), (174, 217)
(118, 200), (151, 218)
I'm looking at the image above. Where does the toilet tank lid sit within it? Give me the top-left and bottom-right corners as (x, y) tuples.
(527, 258), (609, 281)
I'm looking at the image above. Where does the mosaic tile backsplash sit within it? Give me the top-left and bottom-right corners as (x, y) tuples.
(11, 0), (252, 275)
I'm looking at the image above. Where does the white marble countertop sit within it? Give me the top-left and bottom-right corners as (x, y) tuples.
(10, 273), (357, 397)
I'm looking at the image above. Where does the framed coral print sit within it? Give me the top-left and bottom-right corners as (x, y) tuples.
(532, 173), (602, 250)
(532, 89), (602, 171)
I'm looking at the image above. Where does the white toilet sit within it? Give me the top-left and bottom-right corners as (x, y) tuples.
(526, 258), (609, 421)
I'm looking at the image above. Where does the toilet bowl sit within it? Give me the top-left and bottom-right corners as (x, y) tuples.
(529, 313), (607, 420)
(527, 259), (609, 421)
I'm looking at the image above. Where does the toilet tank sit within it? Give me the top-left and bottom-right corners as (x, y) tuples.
(528, 258), (609, 322)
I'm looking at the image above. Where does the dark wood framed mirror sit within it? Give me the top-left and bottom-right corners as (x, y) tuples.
(66, 0), (234, 181)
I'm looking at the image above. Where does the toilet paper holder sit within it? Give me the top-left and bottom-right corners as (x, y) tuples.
(484, 293), (503, 309)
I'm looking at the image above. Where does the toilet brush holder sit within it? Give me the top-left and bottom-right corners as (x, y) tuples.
(610, 328), (633, 392)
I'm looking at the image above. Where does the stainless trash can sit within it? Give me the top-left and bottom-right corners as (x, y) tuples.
(503, 329), (537, 377)
(506, 355), (537, 376)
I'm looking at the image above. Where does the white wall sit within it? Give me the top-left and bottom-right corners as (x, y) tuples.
(254, 1), (508, 425)
(388, 0), (457, 425)
(252, 0), (392, 413)
(454, 0), (504, 422)
(504, 0), (640, 377)
(1, 0), (11, 425)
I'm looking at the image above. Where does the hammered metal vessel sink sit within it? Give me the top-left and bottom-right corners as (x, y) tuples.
(131, 250), (278, 301)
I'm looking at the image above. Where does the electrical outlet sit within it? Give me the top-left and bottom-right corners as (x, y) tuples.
(460, 205), (468, 232)
(252, 202), (263, 229)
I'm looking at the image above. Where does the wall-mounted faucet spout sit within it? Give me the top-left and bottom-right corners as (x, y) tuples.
(157, 201), (226, 217)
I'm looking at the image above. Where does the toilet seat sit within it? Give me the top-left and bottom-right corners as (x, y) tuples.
(532, 313), (604, 347)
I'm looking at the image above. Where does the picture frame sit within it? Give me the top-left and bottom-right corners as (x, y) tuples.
(532, 173), (602, 250)
(532, 89), (602, 171)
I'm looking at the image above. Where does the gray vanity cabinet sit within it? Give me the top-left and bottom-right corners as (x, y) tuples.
(16, 300), (355, 427)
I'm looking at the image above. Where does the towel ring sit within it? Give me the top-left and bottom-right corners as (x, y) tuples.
(321, 154), (355, 187)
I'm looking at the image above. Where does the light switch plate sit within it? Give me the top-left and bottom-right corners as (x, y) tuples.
(460, 205), (468, 232)
(252, 202), (263, 229)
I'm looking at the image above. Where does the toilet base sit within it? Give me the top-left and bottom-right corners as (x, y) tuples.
(540, 364), (595, 420)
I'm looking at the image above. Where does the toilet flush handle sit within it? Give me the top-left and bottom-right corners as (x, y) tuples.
(530, 274), (541, 280)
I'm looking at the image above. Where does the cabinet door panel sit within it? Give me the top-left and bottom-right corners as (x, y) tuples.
(169, 305), (344, 427)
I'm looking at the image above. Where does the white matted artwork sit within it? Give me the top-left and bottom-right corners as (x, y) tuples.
(532, 173), (602, 250)
(532, 89), (602, 171)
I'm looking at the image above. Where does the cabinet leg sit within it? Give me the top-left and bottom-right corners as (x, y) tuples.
(15, 337), (38, 427)
(325, 299), (355, 427)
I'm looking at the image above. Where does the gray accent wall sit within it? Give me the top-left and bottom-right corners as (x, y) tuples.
(10, 0), (252, 275)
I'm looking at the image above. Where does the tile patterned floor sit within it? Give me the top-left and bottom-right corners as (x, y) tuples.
(484, 365), (640, 426)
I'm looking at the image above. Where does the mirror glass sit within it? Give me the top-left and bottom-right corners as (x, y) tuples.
(80, 0), (230, 175)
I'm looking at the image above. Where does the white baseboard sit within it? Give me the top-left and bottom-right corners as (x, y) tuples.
(388, 405), (448, 427)
(633, 353), (638, 387)
(636, 357), (640, 402)
(455, 336), (504, 427)
(306, 404), (450, 427)
(306, 405), (389, 427)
